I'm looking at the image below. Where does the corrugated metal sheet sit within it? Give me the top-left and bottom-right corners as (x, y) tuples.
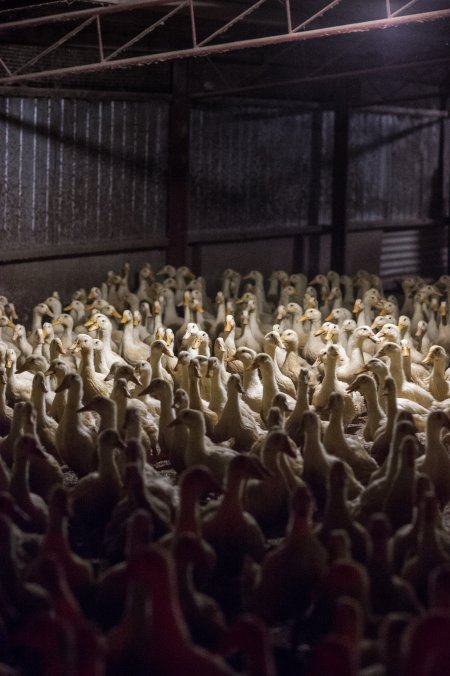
(318, 110), (334, 226)
(348, 112), (442, 224)
(189, 102), (313, 235)
(380, 226), (448, 281)
(0, 96), (168, 257)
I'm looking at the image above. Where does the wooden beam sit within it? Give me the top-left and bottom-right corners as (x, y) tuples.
(166, 60), (190, 266)
(331, 101), (349, 273)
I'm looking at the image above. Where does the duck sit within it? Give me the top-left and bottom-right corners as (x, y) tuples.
(169, 409), (238, 484)
(300, 411), (363, 513)
(249, 353), (295, 423)
(25, 486), (93, 610)
(187, 359), (218, 436)
(284, 367), (312, 446)
(353, 416), (417, 523)
(254, 484), (328, 625)
(70, 334), (112, 404)
(422, 345), (450, 401)
(323, 392), (377, 484)
(54, 373), (97, 477)
(30, 372), (59, 460)
(298, 308), (324, 364)
(376, 341), (434, 408)
(172, 532), (227, 652)
(212, 375), (264, 453)
(315, 461), (370, 564)
(5, 348), (33, 405)
(416, 409), (450, 506)
(202, 454), (269, 578)
(346, 373), (386, 442)
(45, 359), (72, 423)
(244, 430), (300, 537)
(263, 331), (296, 397)
(69, 429), (124, 534)
(0, 365), (13, 436)
(335, 325), (380, 383)
(206, 357), (228, 416)
(127, 545), (236, 675)
(382, 434), (419, 531)
(279, 329), (308, 384)
(312, 344), (357, 426)
(233, 347), (263, 414)
(120, 309), (151, 362)
(9, 435), (49, 533)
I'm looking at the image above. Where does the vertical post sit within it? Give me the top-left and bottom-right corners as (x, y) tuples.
(166, 61), (190, 266)
(331, 100), (349, 273)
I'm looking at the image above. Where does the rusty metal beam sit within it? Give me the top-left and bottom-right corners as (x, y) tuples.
(0, 7), (448, 85)
(196, 0), (268, 48)
(192, 55), (450, 98)
(103, 1), (187, 61)
(0, 0), (185, 30)
(10, 16), (96, 76)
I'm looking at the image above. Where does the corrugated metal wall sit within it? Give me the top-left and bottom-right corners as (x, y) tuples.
(347, 111), (444, 224)
(190, 102), (313, 235)
(0, 96), (168, 259)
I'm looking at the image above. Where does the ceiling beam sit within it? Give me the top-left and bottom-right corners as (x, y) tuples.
(0, 7), (448, 85)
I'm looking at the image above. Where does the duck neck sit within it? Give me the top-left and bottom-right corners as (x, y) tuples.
(10, 455), (30, 503)
(425, 421), (446, 462)
(79, 346), (96, 377)
(31, 389), (47, 425)
(292, 383), (309, 417)
(219, 470), (244, 517)
(149, 352), (164, 379)
(364, 384), (384, 422)
(260, 364), (278, 405)
(0, 383), (8, 414)
(327, 405), (346, 442)
(44, 508), (69, 553)
(158, 391), (175, 429)
(99, 403), (117, 433)
(324, 482), (351, 527)
(209, 370), (227, 413)
(388, 352), (405, 390)
(188, 376), (203, 411)
(142, 561), (190, 652)
(322, 356), (338, 389)
(98, 447), (121, 485)
(175, 487), (202, 536)
(303, 425), (327, 465)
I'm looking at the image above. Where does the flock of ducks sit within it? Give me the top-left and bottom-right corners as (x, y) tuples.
(1, 264), (450, 673)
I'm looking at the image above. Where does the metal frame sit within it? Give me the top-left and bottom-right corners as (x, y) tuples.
(0, 1), (448, 84)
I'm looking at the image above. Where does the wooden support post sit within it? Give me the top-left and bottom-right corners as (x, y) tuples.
(166, 61), (190, 266)
(331, 101), (349, 273)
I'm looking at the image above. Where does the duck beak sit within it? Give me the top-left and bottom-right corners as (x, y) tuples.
(422, 354), (432, 365)
(111, 309), (122, 319)
(314, 326), (325, 337)
(325, 329), (334, 341)
(369, 334), (381, 343)
(5, 359), (13, 369)
(325, 312), (334, 322)
(120, 315), (129, 324)
(130, 374), (142, 387)
(64, 304), (73, 312)
(52, 318), (61, 326)
(168, 418), (183, 428)
(45, 367), (55, 376)
(7, 320), (15, 330)
(297, 314), (308, 323)
(70, 342), (81, 353)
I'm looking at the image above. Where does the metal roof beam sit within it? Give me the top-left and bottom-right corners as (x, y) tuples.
(0, 6), (448, 85)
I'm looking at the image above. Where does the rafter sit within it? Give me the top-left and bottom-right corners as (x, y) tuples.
(0, 2), (448, 85)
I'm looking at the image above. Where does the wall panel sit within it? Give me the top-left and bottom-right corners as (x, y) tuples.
(0, 95), (169, 259)
(190, 102), (313, 235)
